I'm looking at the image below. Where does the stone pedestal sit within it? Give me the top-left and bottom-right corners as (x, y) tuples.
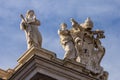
(8, 47), (108, 80)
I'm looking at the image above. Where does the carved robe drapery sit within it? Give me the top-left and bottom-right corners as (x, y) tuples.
(20, 19), (42, 49)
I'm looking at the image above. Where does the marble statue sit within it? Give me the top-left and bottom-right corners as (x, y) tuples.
(58, 23), (77, 60)
(69, 17), (105, 74)
(80, 18), (97, 71)
(70, 18), (84, 62)
(20, 10), (42, 49)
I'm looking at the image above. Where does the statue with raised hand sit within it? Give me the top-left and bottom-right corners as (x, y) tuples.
(58, 23), (77, 60)
(20, 10), (42, 49)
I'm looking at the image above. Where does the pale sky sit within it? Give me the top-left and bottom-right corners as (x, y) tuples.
(0, 0), (120, 80)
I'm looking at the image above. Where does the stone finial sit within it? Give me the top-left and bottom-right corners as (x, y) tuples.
(82, 17), (93, 30)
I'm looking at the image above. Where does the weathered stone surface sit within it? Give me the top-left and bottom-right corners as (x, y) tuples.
(58, 18), (107, 79)
(9, 47), (108, 80)
(58, 23), (77, 60)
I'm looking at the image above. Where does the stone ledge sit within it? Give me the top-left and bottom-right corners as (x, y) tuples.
(0, 68), (14, 80)
(17, 47), (56, 65)
(10, 54), (98, 80)
(11, 47), (108, 80)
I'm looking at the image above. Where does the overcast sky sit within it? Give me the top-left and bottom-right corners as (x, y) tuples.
(0, 0), (120, 80)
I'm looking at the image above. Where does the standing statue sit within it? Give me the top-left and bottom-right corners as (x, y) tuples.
(20, 10), (42, 49)
(58, 23), (77, 60)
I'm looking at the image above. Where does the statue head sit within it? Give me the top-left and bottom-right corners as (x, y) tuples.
(60, 23), (67, 30)
(26, 10), (36, 22)
(82, 17), (93, 30)
(26, 10), (35, 17)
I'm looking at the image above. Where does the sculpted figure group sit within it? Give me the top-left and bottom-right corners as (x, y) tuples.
(20, 10), (108, 80)
(58, 17), (105, 74)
